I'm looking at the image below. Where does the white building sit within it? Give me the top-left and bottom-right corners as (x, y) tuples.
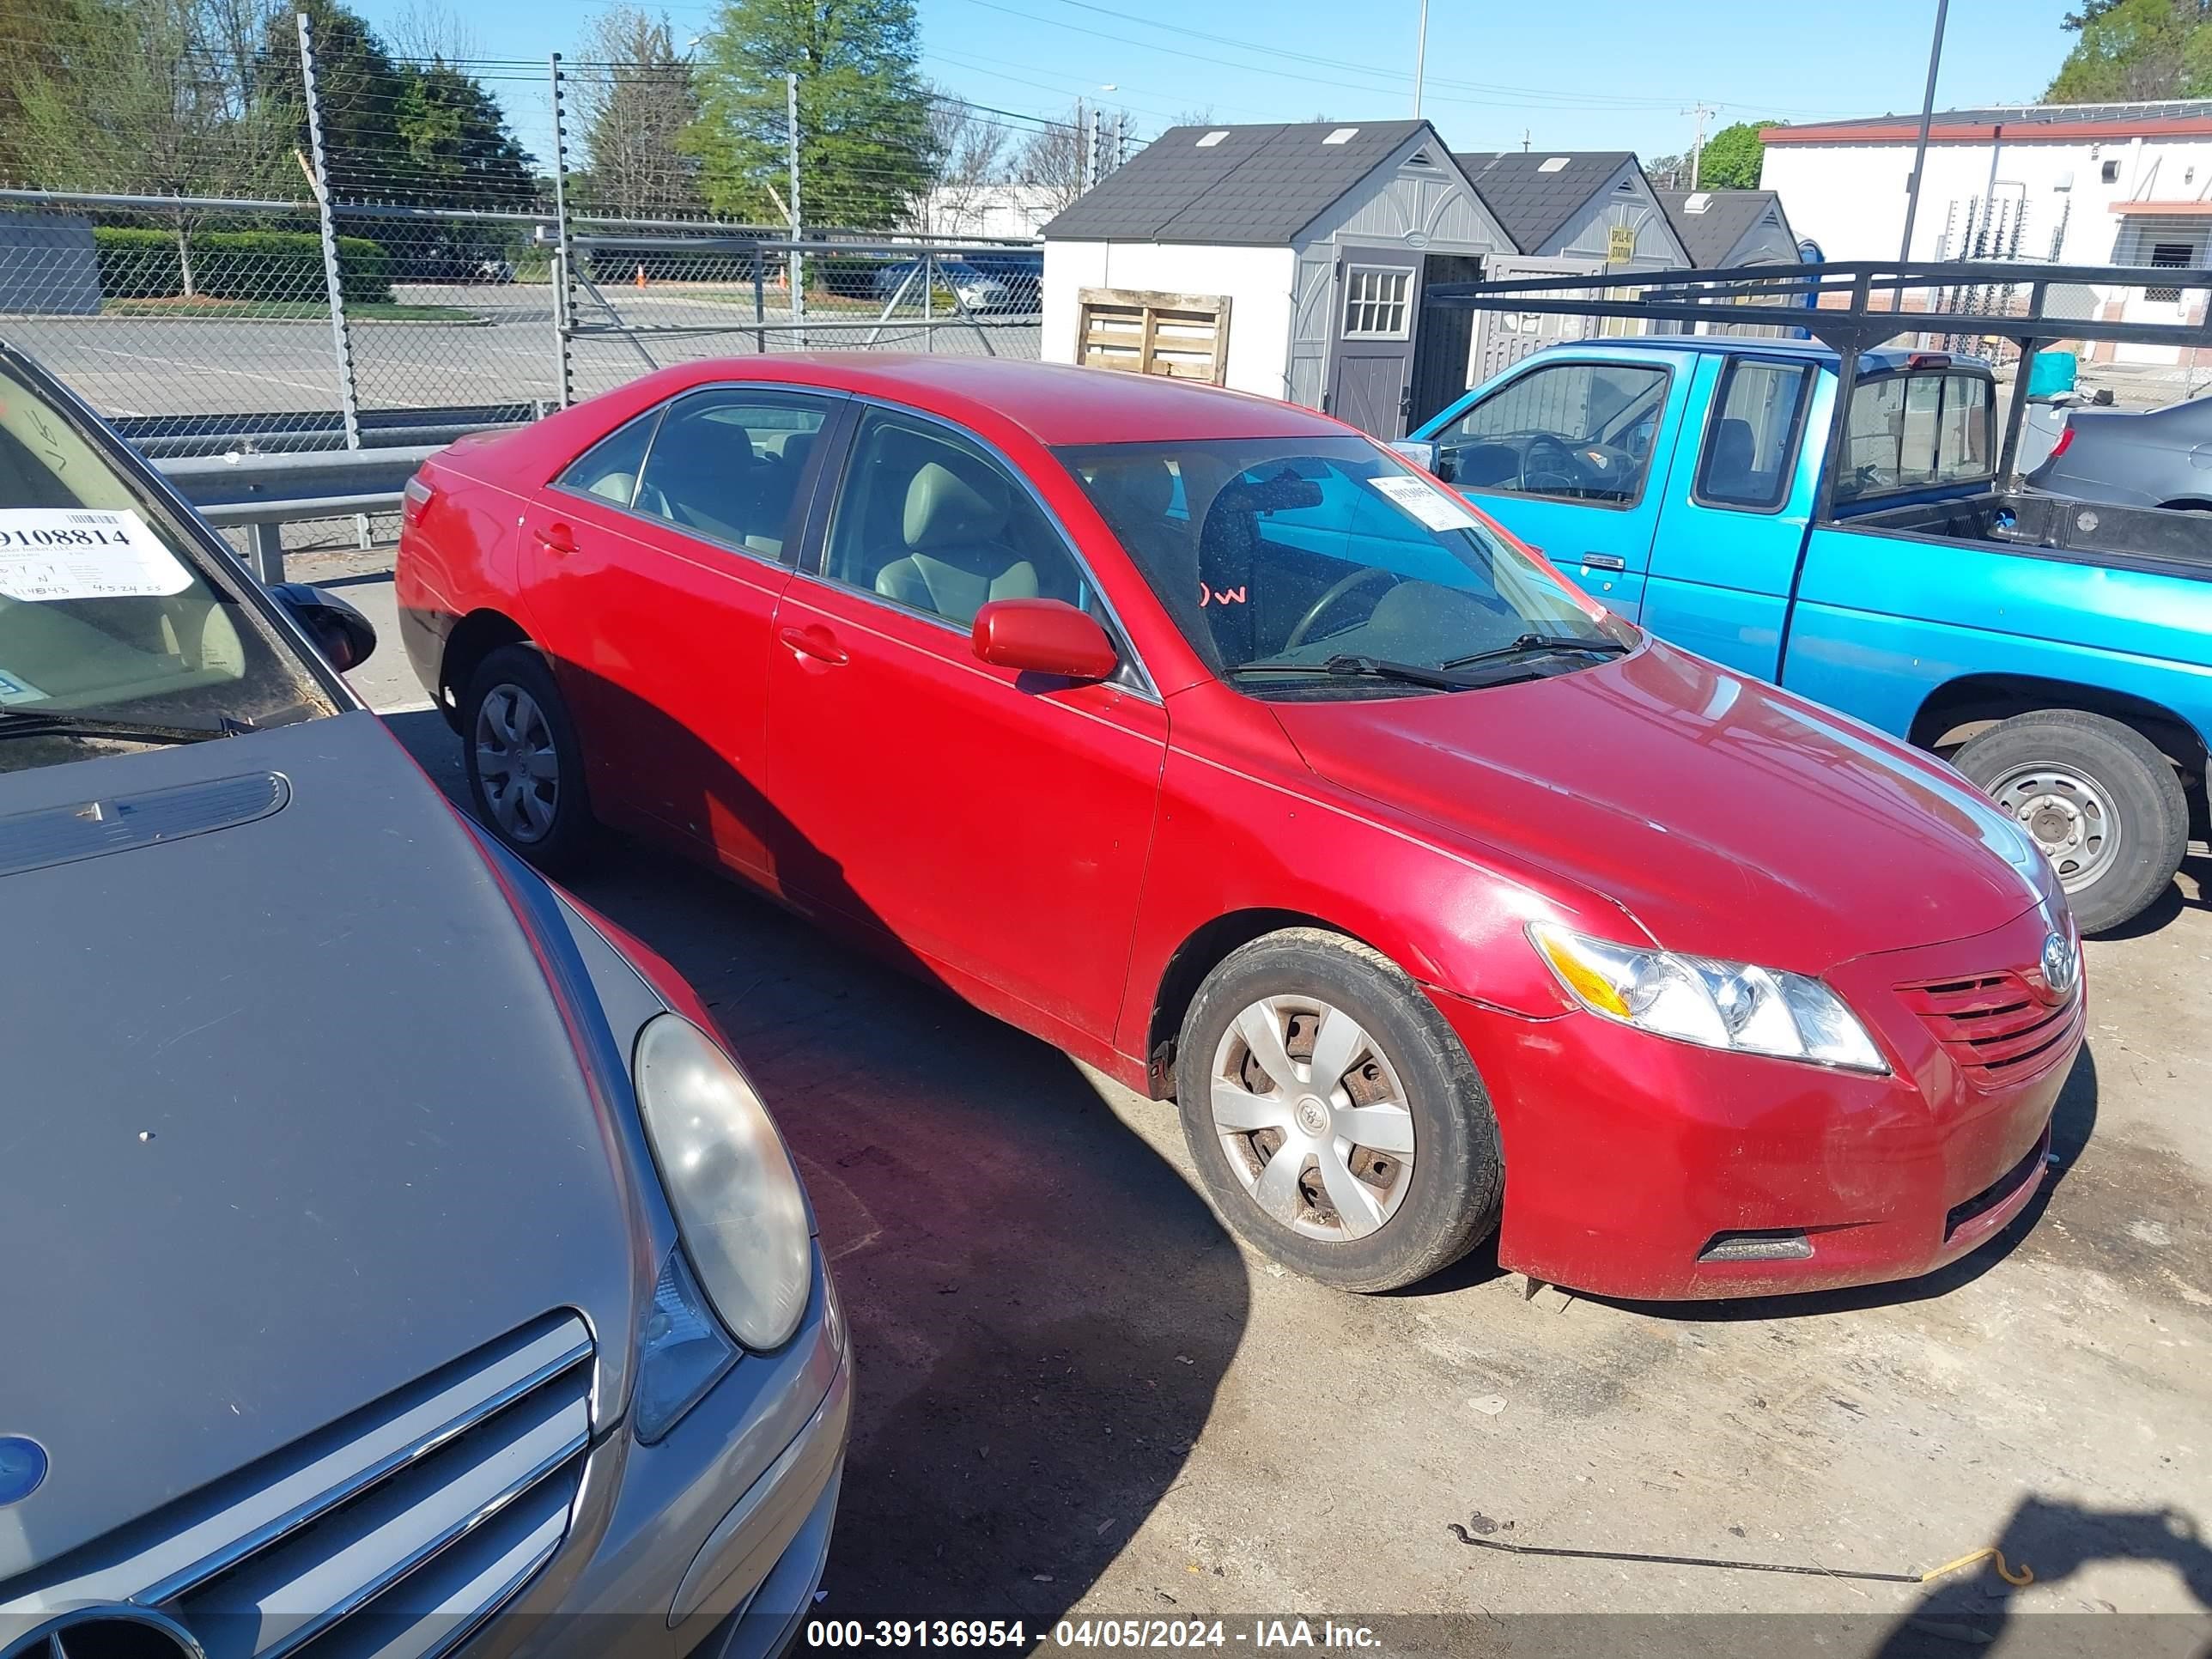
(912, 184), (1063, 241)
(1759, 100), (2212, 368)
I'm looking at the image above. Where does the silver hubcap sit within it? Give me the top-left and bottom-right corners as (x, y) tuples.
(1989, 763), (2120, 891)
(1209, 996), (1416, 1243)
(474, 683), (560, 843)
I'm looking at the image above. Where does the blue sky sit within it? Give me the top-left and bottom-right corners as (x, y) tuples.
(367, 0), (2083, 167)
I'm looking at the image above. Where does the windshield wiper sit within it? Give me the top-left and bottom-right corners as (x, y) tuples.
(0, 706), (247, 745)
(1224, 653), (1481, 691)
(1440, 632), (1632, 671)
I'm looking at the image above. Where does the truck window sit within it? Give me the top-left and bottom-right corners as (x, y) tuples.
(1835, 368), (1996, 502)
(1696, 359), (1813, 511)
(1428, 361), (1669, 508)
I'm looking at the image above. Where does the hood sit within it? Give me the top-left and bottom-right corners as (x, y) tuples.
(0, 713), (645, 1583)
(1269, 641), (2053, 973)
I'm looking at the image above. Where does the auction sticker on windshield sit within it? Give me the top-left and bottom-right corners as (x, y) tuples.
(1367, 472), (1483, 533)
(0, 508), (193, 603)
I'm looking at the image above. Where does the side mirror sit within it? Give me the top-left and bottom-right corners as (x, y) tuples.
(268, 580), (377, 672)
(1389, 438), (1437, 471)
(971, 598), (1119, 682)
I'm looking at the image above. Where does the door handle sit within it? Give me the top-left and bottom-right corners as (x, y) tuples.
(779, 623), (848, 665)
(533, 520), (577, 555)
(1579, 552), (1628, 572)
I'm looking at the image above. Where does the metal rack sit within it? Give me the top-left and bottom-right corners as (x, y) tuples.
(1424, 259), (2212, 520)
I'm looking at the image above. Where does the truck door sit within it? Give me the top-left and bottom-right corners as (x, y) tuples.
(1639, 353), (1827, 683)
(1422, 353), (1688, 620)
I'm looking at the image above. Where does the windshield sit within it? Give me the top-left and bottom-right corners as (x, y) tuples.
(1058, 436), (1629, 695)
(0, 361), (331, 771)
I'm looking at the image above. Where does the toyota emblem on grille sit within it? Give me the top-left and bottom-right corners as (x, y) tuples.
(0, 1607), (202, 1659)
(2041, 932), (2079, 999)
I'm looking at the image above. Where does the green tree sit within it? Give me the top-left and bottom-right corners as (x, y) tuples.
(1694, 120), (1775, 191)
(2047, 0), (2212, 100)
(685, 0), (937, 230)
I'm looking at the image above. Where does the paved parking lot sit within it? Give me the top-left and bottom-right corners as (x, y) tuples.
(322, 553), (2211, 1656)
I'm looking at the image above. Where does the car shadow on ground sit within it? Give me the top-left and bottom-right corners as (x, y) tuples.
(380, 708), (1252, 1628)
(1871, 1493), (2212, 1656)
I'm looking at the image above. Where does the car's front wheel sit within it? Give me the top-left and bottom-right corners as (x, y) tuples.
(461, 644), (601, 876)
(1173, 928), (1504, 1292)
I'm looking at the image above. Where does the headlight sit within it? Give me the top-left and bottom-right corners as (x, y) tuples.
(634, 1013), (813, 1350)
(1528, 923), (1888, 1073)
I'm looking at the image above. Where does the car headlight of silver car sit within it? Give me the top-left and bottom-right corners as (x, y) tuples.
(1528, 923), (1889, 1073)
(634, 1013), (814, 1352)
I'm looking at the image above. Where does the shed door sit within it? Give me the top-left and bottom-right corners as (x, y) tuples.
(1468, 256), (1607, 382)
(1327, 247), (1423, 438)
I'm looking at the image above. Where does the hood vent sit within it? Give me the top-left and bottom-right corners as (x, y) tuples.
(0, 771), (288, 881)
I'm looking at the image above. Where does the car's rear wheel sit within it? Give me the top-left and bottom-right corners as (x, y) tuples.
(1953, 709), (2186, 934)
(461, 644), (600, 876)
(1173, 928), (1503, 1291)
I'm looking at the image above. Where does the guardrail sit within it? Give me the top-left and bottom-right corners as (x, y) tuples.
(116, 404), (539, 460)
(155, 446), (441, 583)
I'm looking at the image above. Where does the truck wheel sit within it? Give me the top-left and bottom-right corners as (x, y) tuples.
(1954, 710), (2186, 934)
(461, 644), (602, 877)
(1173, 928), (1503, 1292)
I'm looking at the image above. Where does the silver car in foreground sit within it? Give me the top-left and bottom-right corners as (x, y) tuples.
(0, 338), (848, 1659)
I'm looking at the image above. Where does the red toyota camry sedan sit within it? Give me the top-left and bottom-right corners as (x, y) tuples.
(396, 355), (2082, 1298)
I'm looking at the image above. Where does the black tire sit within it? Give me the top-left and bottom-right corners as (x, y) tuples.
(459, 643), (602, 878)
(1173, 927), (1504, 1292)
(1953, 709), (2186, 935)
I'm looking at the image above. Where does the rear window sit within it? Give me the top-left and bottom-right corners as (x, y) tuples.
(1835, 369), (1995, 502)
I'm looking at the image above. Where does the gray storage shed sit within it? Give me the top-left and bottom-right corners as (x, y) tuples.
(1041, 120), (1515, 435)
(1456, 150), (1689, 270)
(1656, 190), (1802, 267)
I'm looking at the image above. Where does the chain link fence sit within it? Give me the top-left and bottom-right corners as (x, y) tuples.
(0, 3), (1071, 555)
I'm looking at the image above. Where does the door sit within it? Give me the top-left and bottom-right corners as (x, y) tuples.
(1419, 353), (1689, 618)
(762, 404), (1167, 1045)
(1407, 252), (1485, 428)
(1328, 247), (1423, 439)
(1468, 256), (1606, 382)
(1640, 354), (1824, 682)
(518, 384), (842, 884)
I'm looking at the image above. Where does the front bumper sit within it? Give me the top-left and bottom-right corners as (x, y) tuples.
(1435, 902), (2081, 1301)
(484, 1251), (851, 1659)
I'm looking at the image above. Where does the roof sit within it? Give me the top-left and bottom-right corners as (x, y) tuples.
(1764, 99), (2212, 145)
(1452, 151), (1639, 252)
(1655, 190), (1791, 268)
(1039, 121), (1436, 245)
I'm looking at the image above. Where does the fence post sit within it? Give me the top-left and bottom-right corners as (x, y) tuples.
(548, 53), (576, 407)
(786, 73), (805, 324)
(295, 9), (362, 566)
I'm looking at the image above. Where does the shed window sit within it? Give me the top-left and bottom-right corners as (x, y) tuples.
(1324, 127), (1360, 145)
(2148, 241), (2196, 304)
(1539, 157), (1571, 173)
(1342, 266), (1412, 338)
(1196, 130), (1229, 147)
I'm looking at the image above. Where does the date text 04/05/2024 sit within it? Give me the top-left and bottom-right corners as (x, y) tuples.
(804, 1621), (1384, 1651)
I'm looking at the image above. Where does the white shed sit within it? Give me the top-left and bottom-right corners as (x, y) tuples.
(1039, 120), (1514, 436)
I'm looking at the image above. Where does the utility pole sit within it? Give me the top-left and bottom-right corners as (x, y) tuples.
(786, 71), (804, 322)
(1412, 0), (1429, 120)
(1897, 0), (1953, 301)
(1682, 101), (1717, 190)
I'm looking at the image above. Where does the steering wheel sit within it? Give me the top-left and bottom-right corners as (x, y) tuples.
(1284, 566), (1398, 653)
(1518, 434), (1582, 495)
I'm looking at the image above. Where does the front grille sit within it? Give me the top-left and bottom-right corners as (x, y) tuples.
(9, 1314), (592, 1659)
(1898, 969), (2083, 1085)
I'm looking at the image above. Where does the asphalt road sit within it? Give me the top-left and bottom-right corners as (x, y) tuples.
(3, 283), (1040, 423)
(317, 549), (2212, 1656)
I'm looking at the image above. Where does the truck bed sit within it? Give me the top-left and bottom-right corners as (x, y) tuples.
(1844, 491), (2212, 578)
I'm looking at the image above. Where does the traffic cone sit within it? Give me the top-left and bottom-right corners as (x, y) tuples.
(635, 263), (647, 288)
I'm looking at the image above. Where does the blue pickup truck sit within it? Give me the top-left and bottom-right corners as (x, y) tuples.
(1401, 335), (2212, 933)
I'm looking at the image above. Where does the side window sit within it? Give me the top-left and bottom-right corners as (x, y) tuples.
(1698, 360), (1813, 511)
(633, 388), (831, 560)
(556, 409), (660, 508)
(1429, 361), (1668, 507)
(823, 410), (1087, 629)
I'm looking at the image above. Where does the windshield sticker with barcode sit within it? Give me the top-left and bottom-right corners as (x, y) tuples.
(0, 509), (193, 602)
(0, 668), (49, 705)
(1367, 473), (1483, 533)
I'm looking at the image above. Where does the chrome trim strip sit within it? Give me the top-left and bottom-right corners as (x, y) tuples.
(132, 1328), (591, 1608)
(416, 1522), (567, 1659)
(248, 1431), (586, 1659)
